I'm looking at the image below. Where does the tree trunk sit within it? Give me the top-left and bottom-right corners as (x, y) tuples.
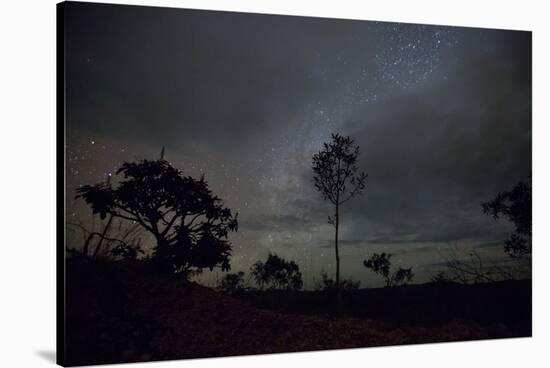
(153, 233), (170, 272)
(335, 202), (342, 308)
(93, 214), (114, 257)
(82, 233), (94, 256)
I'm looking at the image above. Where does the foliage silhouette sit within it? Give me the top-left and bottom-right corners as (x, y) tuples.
(250, 253), (303, 291)
(363, 253), (414, 287)
(110, 241), (144, 260)
(312, 133), (367, 299)
(482, 179), (532, 258)
(76, 158), (238, 277)
(430, 271), (458, 285)
(219, 271), (246, 294)
(67, 214), (146, 260)
(315, 270), (360, 292)
(392, 267), (414, 287)
(434, 240), (530, 285)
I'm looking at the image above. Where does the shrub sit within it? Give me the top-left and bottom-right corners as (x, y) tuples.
(250, 253), (303, 291)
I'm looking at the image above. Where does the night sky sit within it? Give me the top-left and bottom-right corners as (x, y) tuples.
(64, 2), (531, 288)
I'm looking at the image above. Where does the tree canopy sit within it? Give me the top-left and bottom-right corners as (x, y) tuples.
(482, 179), (531, 258)
(312, 134), (368, 208)
(219, 271), (246, 294)
(76, 159), (238, 276)
(363, 252), (414, 287)
(250, 253), (303, 291)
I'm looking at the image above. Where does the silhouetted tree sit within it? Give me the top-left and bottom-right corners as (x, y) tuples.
(435, 242), (524, 284)
(392, 267), (414, 286)
(363, 253), (391, 283)
(312, 133), (367, 299)
(363, 252), (414, 287)
(250, 253), (303, 290)
(438, 249), (498, 284)
(482, 179), (531, 258)
(219, 271), (246, 294)
(76, 158), (238, 277)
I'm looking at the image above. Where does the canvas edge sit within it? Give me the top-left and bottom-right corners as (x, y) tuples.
(56, 1), (67, 366)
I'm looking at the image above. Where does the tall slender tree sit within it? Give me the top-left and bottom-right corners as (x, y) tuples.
(312, 133), (367, 299)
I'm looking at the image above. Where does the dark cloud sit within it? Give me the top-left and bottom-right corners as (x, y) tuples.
(65, 3), (384, 158)
(330, 30), (531, 248)
(242, 213), (317, 232)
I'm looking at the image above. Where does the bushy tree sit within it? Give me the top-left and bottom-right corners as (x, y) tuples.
(312, 133), (367, 297)
(482, 179), (532, 258)
(219, 271), (246, 294)
(250, 253), (303, 290)
(391, 267), (414, 286)
(363, 253), (414, 287)
(76, 158), (238, 277)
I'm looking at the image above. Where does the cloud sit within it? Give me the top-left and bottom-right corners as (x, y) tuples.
(328, 30), (531, 248)
(241, 213), (317, 232)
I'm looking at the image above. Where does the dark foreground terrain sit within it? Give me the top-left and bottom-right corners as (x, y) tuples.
(65, 258), (531, 366)
(240, 279), (532, 331)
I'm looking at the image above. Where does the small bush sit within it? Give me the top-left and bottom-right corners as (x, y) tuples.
(250, 253), (303, 291)
(219, 272), (246, 294)
(315, 270), (360, 292)
(363, 253), (414, 287)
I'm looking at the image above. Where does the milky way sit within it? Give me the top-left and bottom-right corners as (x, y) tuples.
(64, 3), (531, 288)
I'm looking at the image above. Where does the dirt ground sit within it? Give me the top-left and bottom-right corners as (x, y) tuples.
(64, 259), (530, 366)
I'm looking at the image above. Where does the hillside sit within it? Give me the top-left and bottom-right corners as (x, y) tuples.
(241, 280), (532, 330)
(65, 258), (530, 366)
